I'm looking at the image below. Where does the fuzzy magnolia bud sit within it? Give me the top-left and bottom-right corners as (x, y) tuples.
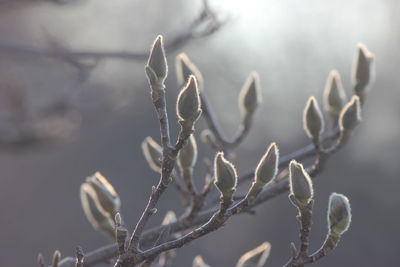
(328, 193), (352, 236)
(176, 75), (201, 123)
(339, 95), (361, 133)
(255, 142), (279, 184)
(323, 70), (346, 115)
(352, 43), (374, 89)
(162, 210), (177, 225)
(238, 72), (262, 116)
(176, 53), (204, 89)
(145, 35), (168, 85)
(289, 160), (313, 205)
(214, 152), (238, 199)
(115, 212), (122, 226)
(236, 242), (271, 267)
(142, 136), (162, 173)
(85, 172), (120, 216)
(193, 256), (210, 267)
(177, 135), (198, 170)
(52, 250), (61, 267)
(303, 96), (324, 142)
(80, 183), (115, 238)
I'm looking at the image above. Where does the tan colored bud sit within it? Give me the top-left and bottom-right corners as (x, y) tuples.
(303, 96), (324, 142)
(214, 152), (238, 198)
(176, 75), (201, 123)
(177, 135), (198, 170)
(193, 255), (210, 267)
(142, 136), (162, 173)
(162, 210), (177, 225)
(176, 53), (204, 89)
(339, 95), (361, 133)
(236, 242), (271, 267)
(238, 72), (262, 116)
(146, 35), (168, 85)
(255, 142), (279, 184)
(80, 183), (115, 237)
(328, 193), (352, 236)
(85, 172), (120, 216)
(323, 70), (346, 115)
(289, 160), (313, 205)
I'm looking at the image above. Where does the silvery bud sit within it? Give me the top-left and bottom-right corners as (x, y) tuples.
(323, 70), (346, 115)
(236, 242), (271, 267)
(177, 135), (198, 170)
(142, 136), (162, 173)
(328, 193), (352, 236)
(289, 160), (313, 206)
(352, 43), (374, 90)
(193, 255), (210, 267)
(255, 142), (279, 185)
(52, 250), (61, 267)
(176, 75), (201, 123)
(80, 183), (115, 238)
(176, 53), (204, 89)
(238, 72), (262, 116)
(339, 95), (361, 133)
(145, 35), (168, 85)
(214, 152), (238, 199)
(303, 96), (324, 143)
(85, 172), (120, 216)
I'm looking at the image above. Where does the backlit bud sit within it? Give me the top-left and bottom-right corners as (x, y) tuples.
(146, 35), (168, 85)
(303, 96), (324, 142)
(352, 43), (374, 89)
(289, 160), (313, 205)
(323, 70), (346, 115)
(142, 136), (162, 173)
(177, 135), (198, 170)
(236, 242), (271, 267)
(52, 250), (61, 267)
(255, 142), (279, 184)
(214, 152), (237, 199)
(328, 193), (352, 236)
(193, 255), (210, 267)
(176, 53), (204, 89)
(85, 172), (120, 216)
(339, 95), (361, 133)
(238, 72), (262, 116)
(176, 75), (201, 123)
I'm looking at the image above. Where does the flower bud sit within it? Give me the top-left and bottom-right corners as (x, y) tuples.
(80, 183), (115, 238)
(115, 212), (122, 226)
(323, 70), (346, 115)
(255, 142), (279, 184)
(146, 35), (168, 85)
(142, 136), (162, 173)
(289, 160), (313, 205)
(339, 95), (361, 133)
(303, 96), (324, 142)
(214, 152), (237, 199)
(177, 135), (198, 170)
(236, 242), (271, 267)
(176, 75), (201, 123)
(238, 72), (262, 116)
(176, 53), (204, 89)
(193, 255), (210, 267)
(328, 193), (352, 236)
(37, 253), (45, 267)
(52, 250), (61, 267)
(85, 172), (120, 216)
(162, 210), (177, 225)
(352, 43), (374, 89)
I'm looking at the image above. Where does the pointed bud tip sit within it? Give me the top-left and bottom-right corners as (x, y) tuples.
(303, 96), (324, 141)
(239, 72), (262, 116)
(146, 35), (168, 84)
(255, 142), (279, 184)
(177, 75), (201, 123)
(214, 152), (238, 195)
(323, 70), (346, 114)
(289, 160), (313, 205)
(339, 95), (361, 132)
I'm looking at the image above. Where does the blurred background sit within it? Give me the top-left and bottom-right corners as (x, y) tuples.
(0, 0), (399, 266)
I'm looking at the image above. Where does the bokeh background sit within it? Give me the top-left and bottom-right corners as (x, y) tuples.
(0, 0), (399, 266)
